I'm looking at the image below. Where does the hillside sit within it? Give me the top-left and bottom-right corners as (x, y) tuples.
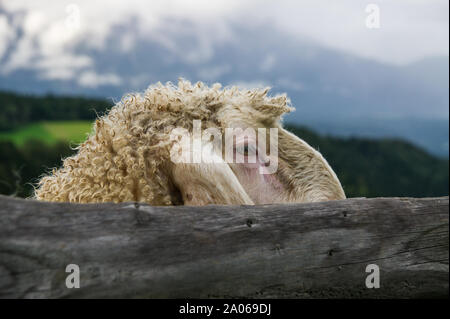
(0, 121), (93, 146)
(285, 125), (449, 198)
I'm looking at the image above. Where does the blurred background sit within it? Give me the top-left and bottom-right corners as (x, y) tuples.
(0, 0), (448, 199)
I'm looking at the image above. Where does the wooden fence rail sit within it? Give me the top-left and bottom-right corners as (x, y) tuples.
(0, 195), (448, 298)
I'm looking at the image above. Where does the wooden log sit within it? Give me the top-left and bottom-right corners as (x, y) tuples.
(0, 195), (448, 299)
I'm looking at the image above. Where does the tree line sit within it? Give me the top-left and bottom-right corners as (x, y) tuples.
(0, 91), (112, 131)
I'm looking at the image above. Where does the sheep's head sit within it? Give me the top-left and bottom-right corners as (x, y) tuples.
(143, 80), (345, 205)
(35, 79), (345, 205)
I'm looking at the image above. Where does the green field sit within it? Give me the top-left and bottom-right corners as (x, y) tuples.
(0, 121), (93, 146)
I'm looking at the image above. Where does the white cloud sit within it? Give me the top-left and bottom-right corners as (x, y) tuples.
(0, 15), (15, 60)
(22, 10), (46, 36)
(40, 68), (74, 81)
(78, 71), (122, 88)
(231, 80), (271, 90)
(36, 54), (92, 71)
(240, 0), (449, 65)
(260, 54), (276, 72)
(1, 36), (34, 73)
(0, 2), (86, 75)
(0, 0), (240, 79)
(37, 54), (92, 80)
(0, 0), (448, 86)
(197, 65), (231, 80)
(277, 78), (306, 92)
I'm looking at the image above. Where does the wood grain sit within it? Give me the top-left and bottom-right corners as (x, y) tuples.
(0, 195), (448, 298)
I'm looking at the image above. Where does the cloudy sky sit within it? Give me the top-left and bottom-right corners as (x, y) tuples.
(0, 0), (448, 86)
(0, 0), (448, 156)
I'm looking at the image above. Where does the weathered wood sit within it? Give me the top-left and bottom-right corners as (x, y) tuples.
(0, 195), (448, 299)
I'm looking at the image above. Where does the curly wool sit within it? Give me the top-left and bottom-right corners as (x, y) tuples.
(35, 79), (292, 205)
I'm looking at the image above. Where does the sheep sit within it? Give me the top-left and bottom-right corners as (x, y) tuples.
(35, 79), (345, 205)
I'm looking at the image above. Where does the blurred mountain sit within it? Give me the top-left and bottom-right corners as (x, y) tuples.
(0, 22), (448, 156)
